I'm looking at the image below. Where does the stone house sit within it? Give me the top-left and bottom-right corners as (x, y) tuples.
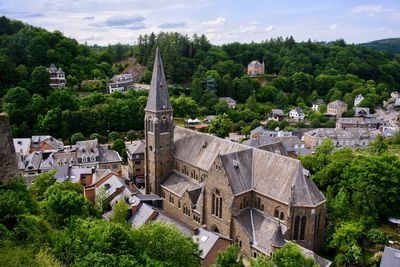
(126, 140), (145, 184)
(144, 49), (326, 259)
(108, 73), (134, 93)
(247, 60), (265, 76)
(219, 97), (236, 109)
(268, 109), (285, 121)
(304, 128), (373, 149)
(326, 100), (347, 118)
(336, 117), (382, 130)
(47, 64), (66, 88)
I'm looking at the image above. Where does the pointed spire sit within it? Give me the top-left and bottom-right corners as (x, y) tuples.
(270, 224), (286, 248)
(145, 47), (172, 112)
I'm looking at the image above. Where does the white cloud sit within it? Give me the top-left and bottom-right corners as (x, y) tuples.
(201, 17), (226, 26)
(352, 4), (383, 14)
(266, 25), (275, 32)
(329, 24), (337, 30)
(159, 21), (186, 29)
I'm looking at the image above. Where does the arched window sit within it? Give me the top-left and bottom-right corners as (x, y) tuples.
(183, 205), (190, 216)
(212, 226), (220, 234)
(280, 212), (285, 221)
(191, 170), (195, 179)
(293, 215), (307, 241)
(314, 213), (320, 237)
(274, 209), (279, 218)
(212, 189), (222, 218)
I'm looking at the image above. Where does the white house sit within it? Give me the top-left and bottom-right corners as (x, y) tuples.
(312, 99), (324, 112)
(354, 94), (364, 107)
(289, 107), (305, 121)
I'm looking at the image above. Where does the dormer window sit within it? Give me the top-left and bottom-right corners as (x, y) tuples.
(104, 183), (111, 190)
(82, 154), (87, 163)
(90, 153), (96, 162)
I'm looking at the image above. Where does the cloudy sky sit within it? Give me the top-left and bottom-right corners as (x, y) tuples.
(1, 0), (399, 45)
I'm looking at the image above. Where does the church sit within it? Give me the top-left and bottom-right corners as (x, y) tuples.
(144, 48), (326, 259)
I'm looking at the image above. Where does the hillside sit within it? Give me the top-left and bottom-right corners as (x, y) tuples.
(360, 38), (400, 54)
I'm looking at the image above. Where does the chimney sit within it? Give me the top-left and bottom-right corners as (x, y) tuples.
(84, 186), (96, 202)
(131, 202), (142, 214)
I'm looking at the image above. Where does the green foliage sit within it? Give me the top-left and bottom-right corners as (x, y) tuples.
(43, 182), (89, 225)
(30, 170), (57, 201)
(214, 244), (244, 267)
(112, 138), (126, 159)
(250, 255), (273, 267)
(208, 114), (233, 138)
(108, 131), (119, 142)
(272, 242), (318, 267)
(315, 138), (334, 155)
(70, 132), (85, 144)
(371, 134), (388, 154)
(110, 200), (129, 225)
(126, 130), (136, 141)
(171, 94), (200, 118)
(366, 228), (388, 245)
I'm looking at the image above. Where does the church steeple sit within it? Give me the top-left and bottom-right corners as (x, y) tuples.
(145, 47), (172, 112)
(144, 48), (174, 195)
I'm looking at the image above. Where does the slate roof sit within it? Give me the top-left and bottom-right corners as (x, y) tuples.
(235, 208), (287, 255)
(193, 228), (221, 259)
(220, 149), (253, 195)
(126, 140), (145, 155)
(174, 127), (325, 207)
(305, 128), (372, 140)
(99, 146), (122, 163)
(270, 224), (285, 248)
(24, 151), (42, 171)
(380, 246), (400, 267)
(76, 139), (99, 159)
(174, 126), (248, 171)
(129, 203), (158, 227)
(248, 60), (264, 67)
(31, 135), (63, 150)
(145, 47), (172, 111)
(161, 171), (202, 197)
(13, 138), (31, 155)
(271, 109), (284, 116)
(328, 100), (347, 108)
(219, 97), (236, 105)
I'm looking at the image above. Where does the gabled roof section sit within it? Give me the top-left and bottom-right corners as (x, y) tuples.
(252, 149), (325, 206)
(220, 149), (253, 195)
(145, 47), (172, 112)
(173, 126), (248, 171)
(161, 170), (201, 197)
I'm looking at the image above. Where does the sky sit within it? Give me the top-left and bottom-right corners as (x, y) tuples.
(1, 0), (400, 45)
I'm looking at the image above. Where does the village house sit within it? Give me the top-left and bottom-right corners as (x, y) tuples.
(247, 60), (265, 76)
(304, 128), (373, 149)
(143, 49), (327, 260)
(336, 117), (382, 130)
(14, 138), (123, 177)
(126, 140), (145, 185)
(289, 107), (305, 121)
(326, 100), (348, 118)
(219, 97), (236, 109)
(312, 99), (324, 112)
(108, 73), (135, 93)
(47, 64), (66, 88)
(354, 94), (364, 107)
(268, 109), (285, 121)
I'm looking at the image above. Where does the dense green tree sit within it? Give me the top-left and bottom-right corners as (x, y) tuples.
(126, 130), (136, 142)
(43, 182), (89, 225)
(30, 171), (57, 201)
(208, 114), (233, 138)
(108, 131), (119, 142)
(272, 242), (318, 267)
(214, 244), (244, 267)
(112, 138), (126, 160)
(71, 132), (85, 144)
(111, 200), (129, 225)
(171, 95), (200, 118)
(30, 66), (51, 97)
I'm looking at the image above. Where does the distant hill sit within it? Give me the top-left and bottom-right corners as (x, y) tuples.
(360, 38), (400, 54)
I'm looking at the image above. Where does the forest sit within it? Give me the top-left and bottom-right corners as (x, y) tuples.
(1, 16), (400, 140)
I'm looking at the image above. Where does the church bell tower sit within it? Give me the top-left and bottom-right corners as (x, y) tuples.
(144, 48), (174, 195)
